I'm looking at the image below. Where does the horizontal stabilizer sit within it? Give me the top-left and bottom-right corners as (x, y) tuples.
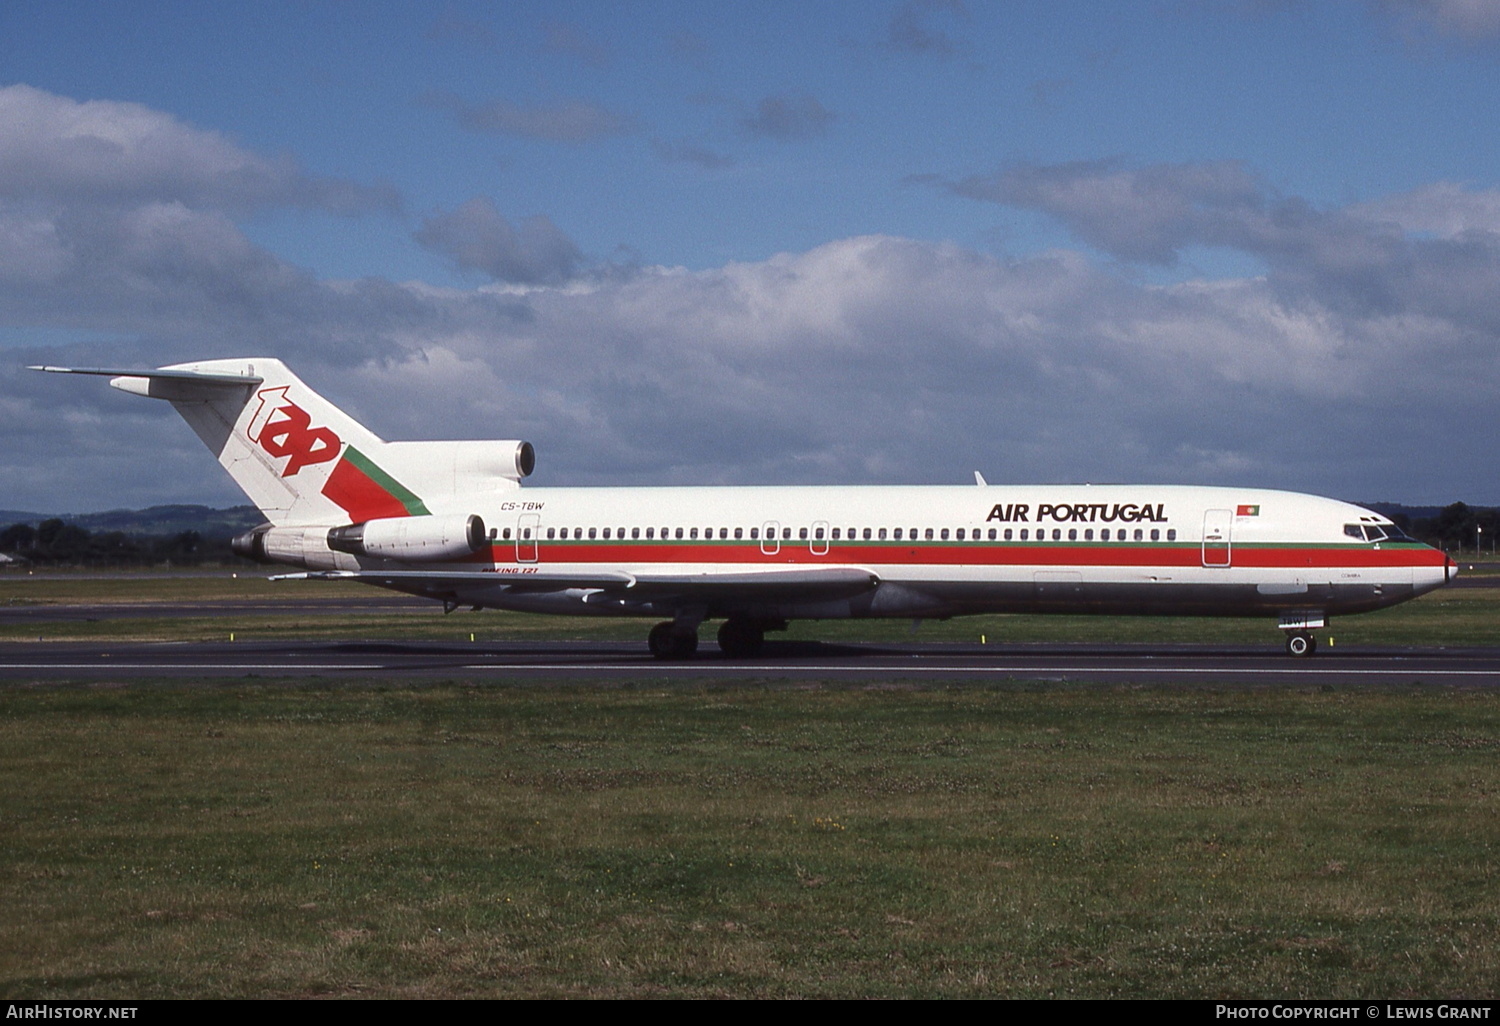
(30, 365), (264, 386)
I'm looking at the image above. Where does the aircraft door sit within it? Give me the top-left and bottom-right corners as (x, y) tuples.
(811, 520), (830, 556)
(1202, 509), (1232, 567)
(761, 520), (780, 556)
(517, 513), (540, 563)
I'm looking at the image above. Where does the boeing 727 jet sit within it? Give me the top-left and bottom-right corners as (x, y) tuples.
(35, 359), (1456, 658)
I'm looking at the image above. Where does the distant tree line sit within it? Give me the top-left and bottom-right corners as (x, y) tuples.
(1393, 503), (1500, 554)
(0, 519), (237, 566)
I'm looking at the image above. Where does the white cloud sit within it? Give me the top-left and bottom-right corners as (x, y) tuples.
(1353, 181), (1500, 237)
(0, 84), (396, 214)
(4, 89), (1498, 511)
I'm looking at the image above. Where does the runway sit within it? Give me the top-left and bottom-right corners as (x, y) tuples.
(4, 637), (1499, 685)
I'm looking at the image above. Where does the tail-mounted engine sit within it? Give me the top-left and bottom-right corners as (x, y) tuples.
(328, 514), (486, 561)
(234, 513), (487, 568)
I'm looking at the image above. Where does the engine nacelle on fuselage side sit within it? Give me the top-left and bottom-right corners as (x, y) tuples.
(234, 513), (487, 568)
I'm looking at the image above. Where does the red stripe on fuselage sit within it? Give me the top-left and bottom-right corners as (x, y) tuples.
(479, 542), (1446, 569)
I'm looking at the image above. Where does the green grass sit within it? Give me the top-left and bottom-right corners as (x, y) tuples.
(2, 569), (1498, 648)
(2, 681), (1499, 998)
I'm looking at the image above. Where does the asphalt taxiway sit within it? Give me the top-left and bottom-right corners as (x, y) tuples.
(4, 638), (1499, 686)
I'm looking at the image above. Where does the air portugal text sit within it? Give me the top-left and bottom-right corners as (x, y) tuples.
(987, 502), (1168, 524)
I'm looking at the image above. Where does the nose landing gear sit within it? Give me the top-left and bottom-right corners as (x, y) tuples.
(1284, 631), (1317, 657)
(1279, 612), (1325, 658)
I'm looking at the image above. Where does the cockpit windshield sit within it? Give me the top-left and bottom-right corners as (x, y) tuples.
(1345, 522), (1412, 543)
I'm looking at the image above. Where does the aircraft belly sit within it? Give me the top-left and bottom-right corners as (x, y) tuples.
(331, 558), (1432, 622)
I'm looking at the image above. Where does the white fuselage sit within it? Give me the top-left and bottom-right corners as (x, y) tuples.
(325, 483), (1453, 623)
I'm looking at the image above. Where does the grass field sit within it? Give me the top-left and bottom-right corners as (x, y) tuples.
(2, 570), (1498, 998)
(2, 680), (1498, 998)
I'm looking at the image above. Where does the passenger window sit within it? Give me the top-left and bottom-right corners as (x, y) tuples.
(588, 527), (597, 539)
(1068, 529), (1077, 541)
(1150, 529), (1160, 541)
(502, 528), (511, 540)
(750, 527), (759, 540)
(1084, 529), (1093, 541)
(956, 528), (965, 541)
(988, 528), (997, 541)
(632, 528), (640, 540)
(831, 528), (840, 540)
(1019, 529), (1028, 540)
(783, 527), (792, 539)
(1101, 529), (1110, 541)
(720, 528), (728, 540)
(941, 529), (950, 540)
(547, 528), (556, 540)
(1133, 529), (1143, 541)
(815, 527), (825, 539)
(646, 527), (654, 540)
(690, 528), (698, 539)
(893, 528), (902, 540)
(603, 528), (611, 539)
(1003, 529), (1012, 541)
(1052, 529), (1061, 541)
(675, 528), (683, 540)
(734, 527), (743, 540)
(1167, 529), (1176, 541)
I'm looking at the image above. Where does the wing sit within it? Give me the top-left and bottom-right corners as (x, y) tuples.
(276, 565), (880, 604)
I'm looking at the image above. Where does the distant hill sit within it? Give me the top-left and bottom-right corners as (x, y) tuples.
(0, 505), (265, 538)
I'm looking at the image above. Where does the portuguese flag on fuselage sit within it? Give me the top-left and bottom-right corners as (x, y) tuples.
(320, 445), (430, 521)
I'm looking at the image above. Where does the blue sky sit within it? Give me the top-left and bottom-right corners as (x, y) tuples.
(4, 1), (1500, 512)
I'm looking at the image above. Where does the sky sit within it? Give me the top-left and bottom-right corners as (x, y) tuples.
(4, 0), (1500, 514)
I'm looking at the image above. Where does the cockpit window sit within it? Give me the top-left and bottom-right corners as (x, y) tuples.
(1346, 522), (1412, 543)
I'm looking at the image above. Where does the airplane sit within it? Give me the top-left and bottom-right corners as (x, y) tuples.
(34, 358), (1457, 659)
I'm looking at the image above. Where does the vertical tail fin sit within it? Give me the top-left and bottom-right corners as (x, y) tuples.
(160, 358), (392, 525)
(35, 358), (533, 526)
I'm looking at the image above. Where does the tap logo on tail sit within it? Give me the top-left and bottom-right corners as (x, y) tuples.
(247, 386), (341, 477)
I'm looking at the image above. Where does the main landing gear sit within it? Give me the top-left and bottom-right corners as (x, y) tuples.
(647, 621), (698, 660)
(647, 618), (788, 660)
